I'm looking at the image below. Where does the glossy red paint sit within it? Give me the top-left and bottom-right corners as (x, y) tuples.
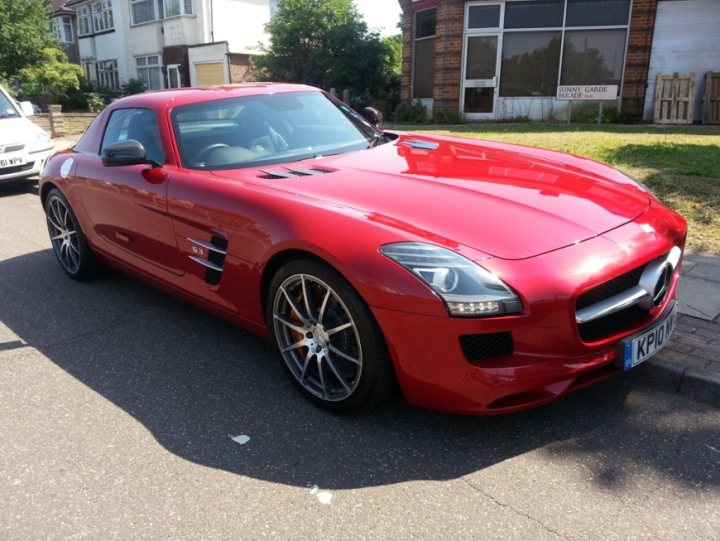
(40, 84), (687, 414)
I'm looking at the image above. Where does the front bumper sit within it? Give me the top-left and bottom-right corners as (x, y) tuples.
(0, 145), (54, 184)
(371, 208), (686, 414)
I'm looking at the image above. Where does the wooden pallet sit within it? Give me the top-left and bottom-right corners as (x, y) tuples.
(654, 73), (695, 124)
(703, 72), (720, 124)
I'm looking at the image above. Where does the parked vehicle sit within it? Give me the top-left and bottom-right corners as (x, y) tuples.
(38, 84), (687, 414)
(0, 85), (53, 185)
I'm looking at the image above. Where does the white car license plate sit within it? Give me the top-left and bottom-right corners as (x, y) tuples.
(619, 302), (677, 371)
(0, 153), (26, 168)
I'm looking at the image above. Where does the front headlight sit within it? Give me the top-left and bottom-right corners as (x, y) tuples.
(30, 131), (52, 150)
(380, 242), (522, 317)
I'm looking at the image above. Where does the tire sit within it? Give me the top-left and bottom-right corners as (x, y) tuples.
(267, 259), (395, 413)
(45, 188), (104, 281)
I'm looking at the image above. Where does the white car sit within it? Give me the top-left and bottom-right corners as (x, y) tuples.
(0, 85), (54, 185)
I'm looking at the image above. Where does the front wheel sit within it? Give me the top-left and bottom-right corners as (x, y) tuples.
(267, 259), (395, 413)
(45, 188), (104, 281)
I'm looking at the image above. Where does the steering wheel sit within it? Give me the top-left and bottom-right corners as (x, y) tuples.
(196, 143), (230, 164)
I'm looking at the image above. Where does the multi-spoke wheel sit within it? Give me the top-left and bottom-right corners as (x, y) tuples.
(268, 259), (395, 412)
(45, 188), (103, 280)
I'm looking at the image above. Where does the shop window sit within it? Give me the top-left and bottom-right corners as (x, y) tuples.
(560, 29), (627, 85)
(565, 0), (631, 27)
(504, 0), (564, 29)
(499, 31), (561, 96)
(413, 8), (436, 99)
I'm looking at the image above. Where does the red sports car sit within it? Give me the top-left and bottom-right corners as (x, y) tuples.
(39, 84), (687, 415)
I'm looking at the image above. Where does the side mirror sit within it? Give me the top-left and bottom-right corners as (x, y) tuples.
(101, 139), (151, 167)
(361, 107), (383, 128)
(19, 101), (35, 116)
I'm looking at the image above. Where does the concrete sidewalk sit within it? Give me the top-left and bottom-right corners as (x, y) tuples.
(637, 251), (720, 407)
(49, 135), (720, 407)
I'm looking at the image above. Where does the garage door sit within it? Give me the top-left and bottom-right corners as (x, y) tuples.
(195, 62), (225, 86)
(643, 0), (720, 122)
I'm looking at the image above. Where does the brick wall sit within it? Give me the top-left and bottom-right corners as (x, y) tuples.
(621, 0), (659, 119)
(228, 53), (252, 83)
(30, 111), (96, 137)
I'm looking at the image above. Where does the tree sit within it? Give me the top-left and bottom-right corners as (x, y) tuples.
(253, 0), (392, 102)
(0, 0), (56, 86)
(18, 47), (83, 107)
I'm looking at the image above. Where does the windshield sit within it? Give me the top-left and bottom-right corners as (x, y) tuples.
(0, 91), (21, 120)
(171, 91), (382, 170)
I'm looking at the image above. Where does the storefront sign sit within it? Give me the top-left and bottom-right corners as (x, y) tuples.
(556, 85), (619, 100)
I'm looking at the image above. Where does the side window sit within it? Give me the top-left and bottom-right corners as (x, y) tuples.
(101, 108), (165, 165)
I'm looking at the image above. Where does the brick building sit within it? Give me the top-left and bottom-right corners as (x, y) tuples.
(398, 0), (720, 121)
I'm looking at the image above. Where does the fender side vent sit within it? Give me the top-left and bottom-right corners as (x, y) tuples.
(188, 235), (228, 286)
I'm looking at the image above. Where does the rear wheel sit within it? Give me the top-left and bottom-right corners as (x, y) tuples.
(267, 259), (395, 413)
(45, 188), (103, 280)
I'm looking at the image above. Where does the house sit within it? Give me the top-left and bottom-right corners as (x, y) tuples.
(55, 0), (273, 91)
(51, 0), (80, 65)
(398, 0), (720, 122)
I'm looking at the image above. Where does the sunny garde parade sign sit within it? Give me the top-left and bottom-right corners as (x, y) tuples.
(556, 85), (619, 100)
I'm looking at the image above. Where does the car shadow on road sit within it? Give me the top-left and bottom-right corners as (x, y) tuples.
(1, 249), (718, 491)
(0, 179), (38, 197)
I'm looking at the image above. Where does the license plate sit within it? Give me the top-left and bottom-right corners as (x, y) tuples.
(618, 302), (677, 371)
(0, 154), (26, 168)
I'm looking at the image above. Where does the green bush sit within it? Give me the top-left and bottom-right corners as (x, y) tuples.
(432, 109), (464, 125)
(392, 101), (427, 123)
(121, 78), (146, 96)
(86, 93), (106, 113)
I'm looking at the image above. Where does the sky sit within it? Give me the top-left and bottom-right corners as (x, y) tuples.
(354, 0), (403, 36)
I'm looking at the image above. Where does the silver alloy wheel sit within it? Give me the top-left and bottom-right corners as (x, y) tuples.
(47, 195), (81, 274)
(272, 273), (363, 401)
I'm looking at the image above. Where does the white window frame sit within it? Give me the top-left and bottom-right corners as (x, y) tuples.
(78, 5), (92, 36)
(164, 0), (193, 18)
(167, 64), (182, 88)
(53, 16), (74, 43)
(136, 54), (164, 90)
(97, 59), (119, 90)
(130, 0), (165, 25)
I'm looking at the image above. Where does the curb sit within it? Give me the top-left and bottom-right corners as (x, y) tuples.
(632, 314), (720, 408)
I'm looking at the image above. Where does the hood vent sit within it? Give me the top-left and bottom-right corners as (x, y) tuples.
(401, 140), (439, 150)
(258, 167), (332, 180)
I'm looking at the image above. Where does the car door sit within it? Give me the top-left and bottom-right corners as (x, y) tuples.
(73, 107), (182, 277)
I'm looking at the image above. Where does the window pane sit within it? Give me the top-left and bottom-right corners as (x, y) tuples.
(413, 37), (435, 98)
(132, 0), (154, 24)
(466, 36), (497, 80)
(184, 0), (192, 14)
(499, 31), (561, 96)
(165, 0), (180, 17)
(464, 87), (494, 113)
(566, 0), (631, 27)
(504, 0), (564, 29)
(468, 5), (500, 29)
(561, 29), (626, 85)
(415, 9), (436, 38)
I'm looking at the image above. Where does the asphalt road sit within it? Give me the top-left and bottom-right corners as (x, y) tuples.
(1, 179), (719, 540)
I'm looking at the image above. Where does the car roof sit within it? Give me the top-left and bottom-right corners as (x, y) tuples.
(108, 83), (321, 111)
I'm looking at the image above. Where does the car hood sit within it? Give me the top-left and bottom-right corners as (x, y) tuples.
(213, 133), (651, 260)
(0, 116), (47, 146)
